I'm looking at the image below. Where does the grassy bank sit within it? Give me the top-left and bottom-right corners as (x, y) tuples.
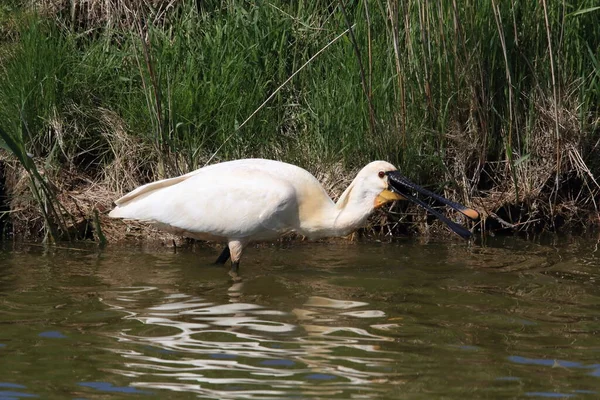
(0, 0), (599, 242)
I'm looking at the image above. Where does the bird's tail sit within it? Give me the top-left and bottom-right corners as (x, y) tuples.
(108, 206), (127, 219)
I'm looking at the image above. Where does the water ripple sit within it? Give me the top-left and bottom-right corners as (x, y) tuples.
(101, 286), (399, 398)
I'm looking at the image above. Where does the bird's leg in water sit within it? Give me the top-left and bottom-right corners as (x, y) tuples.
(215, 246), (230, 264)
(229, 261), (241, 282)
(227, 240), (245, 281)
(230, 261), (240, 275)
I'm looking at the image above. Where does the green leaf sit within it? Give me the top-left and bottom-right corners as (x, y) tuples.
(0, 126), (28, 167)
(0, 136), (9, 152)
(568, 6), (600, 17)
(514, 154), (531, 166)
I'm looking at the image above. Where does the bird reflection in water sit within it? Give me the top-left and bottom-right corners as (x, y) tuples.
(100, 283), (402, 399)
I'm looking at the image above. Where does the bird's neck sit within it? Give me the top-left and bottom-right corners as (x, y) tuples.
(332, 200), (373, 236)
(305, 181), (373, 239)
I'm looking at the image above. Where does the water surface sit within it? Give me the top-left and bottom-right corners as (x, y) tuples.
(0, 236), (599, 399)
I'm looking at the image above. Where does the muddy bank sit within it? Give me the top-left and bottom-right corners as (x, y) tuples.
(0, 155), (597, 245)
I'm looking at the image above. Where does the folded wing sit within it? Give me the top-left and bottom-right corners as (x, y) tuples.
(109, 165), (299, 240)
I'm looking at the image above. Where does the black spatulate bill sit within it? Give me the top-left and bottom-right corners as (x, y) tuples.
(386, 171), (479, 239)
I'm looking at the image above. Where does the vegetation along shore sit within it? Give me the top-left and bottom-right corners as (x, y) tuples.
(0, 0), (599, 243)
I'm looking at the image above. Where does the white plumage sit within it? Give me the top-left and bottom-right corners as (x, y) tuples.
(109, 159), (401, 277)
(109, 158), (478, 279)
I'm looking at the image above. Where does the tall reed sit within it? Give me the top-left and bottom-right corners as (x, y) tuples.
(0, 0), (598, 238)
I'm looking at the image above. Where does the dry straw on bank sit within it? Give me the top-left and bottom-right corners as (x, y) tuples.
(0, 0), (598, 242)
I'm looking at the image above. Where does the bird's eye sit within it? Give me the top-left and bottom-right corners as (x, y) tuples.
(378, 171), (385, 178)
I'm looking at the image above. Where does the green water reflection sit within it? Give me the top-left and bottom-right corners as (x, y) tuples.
(0, 236), (599, 399)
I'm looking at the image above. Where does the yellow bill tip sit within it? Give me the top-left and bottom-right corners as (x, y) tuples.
(463, 208), (480, 220)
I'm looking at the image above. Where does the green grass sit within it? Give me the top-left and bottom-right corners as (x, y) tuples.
(0, 0), (599, 239)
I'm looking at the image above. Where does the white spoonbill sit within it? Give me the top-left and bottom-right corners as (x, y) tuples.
(109, 159), (478, 278)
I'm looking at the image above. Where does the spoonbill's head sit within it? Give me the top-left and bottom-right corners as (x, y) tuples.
(355, 160), (480, 239)
(350, 161), (405, 209)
